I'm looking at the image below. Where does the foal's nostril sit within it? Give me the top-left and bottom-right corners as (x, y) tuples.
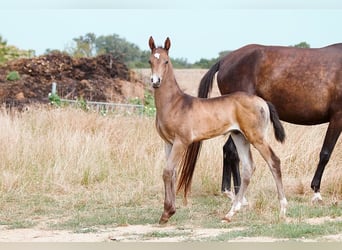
(151, 75), (161, 85)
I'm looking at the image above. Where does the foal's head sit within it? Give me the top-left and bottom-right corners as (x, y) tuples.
(148, 36), (171, 88)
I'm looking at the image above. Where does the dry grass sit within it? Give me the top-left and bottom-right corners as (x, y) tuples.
(0, 106), (340, 207)
(0, 69), (340, 236)
(0, 107), (165, 206)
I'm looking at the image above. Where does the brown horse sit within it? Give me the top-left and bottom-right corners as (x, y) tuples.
(197, 43), (342, 203)
(148, 36), (287, 224)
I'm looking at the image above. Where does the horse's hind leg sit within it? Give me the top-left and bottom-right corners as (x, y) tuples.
(224, 132), (254, 222)
(222, 136), (241, 200)
(311, 115), (341, 203)
(253, 140), (287, 219)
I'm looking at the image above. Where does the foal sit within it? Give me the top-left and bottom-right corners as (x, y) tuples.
(148, 36), (287, 224)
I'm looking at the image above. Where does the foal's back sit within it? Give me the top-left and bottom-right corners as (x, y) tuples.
(195, 92), (270, 139)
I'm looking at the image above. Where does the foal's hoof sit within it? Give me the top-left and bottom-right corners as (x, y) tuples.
(221, 216), (232, 223)
(159, 216), (169, 225)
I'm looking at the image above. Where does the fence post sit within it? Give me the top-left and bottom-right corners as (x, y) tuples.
(51, 82), (57, 95)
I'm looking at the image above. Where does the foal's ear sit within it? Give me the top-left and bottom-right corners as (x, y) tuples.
(164, 37), (171, 52)
(149, 36), (156, 50)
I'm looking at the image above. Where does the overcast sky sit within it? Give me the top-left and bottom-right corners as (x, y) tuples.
(1, 0), (342, 63)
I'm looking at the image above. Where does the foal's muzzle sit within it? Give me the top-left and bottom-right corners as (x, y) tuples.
(151, 75), (161, 88)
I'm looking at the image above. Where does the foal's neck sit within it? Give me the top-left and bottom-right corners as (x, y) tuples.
(154, 62), (185, 106)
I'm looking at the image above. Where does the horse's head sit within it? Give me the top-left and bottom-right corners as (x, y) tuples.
(148, 36), (171, 88)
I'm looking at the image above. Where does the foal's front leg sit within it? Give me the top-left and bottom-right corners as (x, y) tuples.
(159, 141), (185, 224)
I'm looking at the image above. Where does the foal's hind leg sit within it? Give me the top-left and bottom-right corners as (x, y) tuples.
(253, 140), (287, 219)
(224, 132), (254, 222)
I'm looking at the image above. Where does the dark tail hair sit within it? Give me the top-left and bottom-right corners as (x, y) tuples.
(177, 61), (221, 202)
(198, 61), (220, 98)
(176, 61), (221, 202)
(177, 141), (202, 203)
(267, 101), (286, 143)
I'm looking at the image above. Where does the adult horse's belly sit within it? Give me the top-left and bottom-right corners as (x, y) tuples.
(256, 83), (331, 125)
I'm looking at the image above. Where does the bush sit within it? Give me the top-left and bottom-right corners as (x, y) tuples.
(6, 71), (20, 81)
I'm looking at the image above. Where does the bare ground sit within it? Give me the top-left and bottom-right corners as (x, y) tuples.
(1, 216), (341, 242)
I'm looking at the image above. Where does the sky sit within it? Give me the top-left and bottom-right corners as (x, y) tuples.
(1, 0), (342, 63)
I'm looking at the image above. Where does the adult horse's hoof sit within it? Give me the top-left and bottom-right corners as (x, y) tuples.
(311, 192), (323, 204)
(223, 190), (235, 201)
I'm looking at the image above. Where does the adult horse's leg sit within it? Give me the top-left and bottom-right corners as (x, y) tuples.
(222, 137), (241, 199)
(311, 116), (342, 202)
(159, 140), (186, 224)
(224, 133), (254, 222)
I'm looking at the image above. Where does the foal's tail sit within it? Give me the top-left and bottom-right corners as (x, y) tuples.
(267, 101), (286, 143)
(198, 61), (220, 98)
(176, 61), (220, 202)
(177, 142), (202, 202)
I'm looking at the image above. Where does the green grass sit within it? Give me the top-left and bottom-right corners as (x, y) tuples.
(0, 186), (341, 241)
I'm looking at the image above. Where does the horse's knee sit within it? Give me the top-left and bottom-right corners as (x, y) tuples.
(162, 168), (174, 182)
(319, 149), (331, 165)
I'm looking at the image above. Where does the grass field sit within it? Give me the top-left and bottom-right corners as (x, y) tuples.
(0, 69), (341, 241)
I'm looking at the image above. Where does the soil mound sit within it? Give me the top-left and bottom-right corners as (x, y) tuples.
(0, 52), (146, 107)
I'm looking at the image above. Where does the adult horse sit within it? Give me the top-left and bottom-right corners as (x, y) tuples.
(197, 43), (342, 202)
(148, 36), (287, 224)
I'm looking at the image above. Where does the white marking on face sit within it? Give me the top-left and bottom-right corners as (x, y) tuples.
(151, 74), (160, 84)
(154, 53), (160, 59)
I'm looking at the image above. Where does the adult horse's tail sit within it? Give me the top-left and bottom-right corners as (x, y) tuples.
(198, 61), (220, 98)
(176, 62), (221, 202)
(267, 101), (286, 143)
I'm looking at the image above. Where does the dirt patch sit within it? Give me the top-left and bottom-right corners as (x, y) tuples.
(304, 216), (342, 225)
(0, 53), (146, 108)
(0, 225), (245, 242)
(1, 220), (342, 242)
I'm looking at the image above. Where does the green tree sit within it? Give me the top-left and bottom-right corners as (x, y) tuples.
(171, 57), (191, 68)
(192, 51), (231, 69)
(0, 35), (35, 64)
(95, 34), (142, 67)
(69, 33), (97, 57)
(293, 42), (310, 48)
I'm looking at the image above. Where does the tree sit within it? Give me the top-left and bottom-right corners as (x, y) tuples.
(95, 34), (142, 66)
(0, 35), (35, 64)
(69, 33), (97, 57)
(292, 42), (310, 48)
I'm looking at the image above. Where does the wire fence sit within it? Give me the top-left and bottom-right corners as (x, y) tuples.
(51, 82), (144, 115)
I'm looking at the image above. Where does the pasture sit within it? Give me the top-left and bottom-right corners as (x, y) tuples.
(0, 69), (341, 241)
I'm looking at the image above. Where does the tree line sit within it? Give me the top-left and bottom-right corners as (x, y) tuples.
(1, 33), (310, 69)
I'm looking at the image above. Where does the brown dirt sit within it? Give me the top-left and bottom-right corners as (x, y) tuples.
(0, 53), (146, 108)
(1, 219), (342, 242)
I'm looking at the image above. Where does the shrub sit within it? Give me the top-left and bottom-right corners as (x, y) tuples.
(6, 71), (20, 81)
